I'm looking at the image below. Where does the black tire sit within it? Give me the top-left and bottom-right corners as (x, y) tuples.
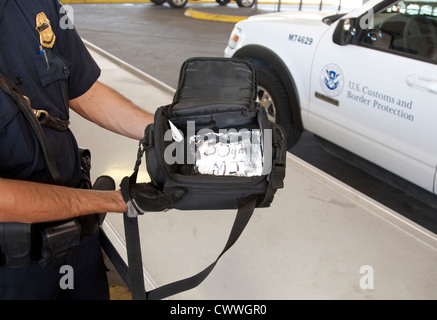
(216, 0), (231, 5)
(167, 0), (188, 8)
(254, 64), (302, 149)
(236, 0), (255, 8)
(151, 0), (166, 5)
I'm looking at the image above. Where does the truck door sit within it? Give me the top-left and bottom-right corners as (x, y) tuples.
(308, 0), (437, 194)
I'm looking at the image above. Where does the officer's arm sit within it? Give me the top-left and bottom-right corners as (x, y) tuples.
(0, 178), (127, 223)
(69, 80), (154, 140)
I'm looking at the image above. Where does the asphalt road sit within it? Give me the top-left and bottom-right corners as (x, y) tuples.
(71, 2), (437, 233)
(71, 3), (236, 88)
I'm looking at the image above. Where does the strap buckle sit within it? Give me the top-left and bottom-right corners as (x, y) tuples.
(33, 108), (49, 119)
(270, 164), (285, 189)
(23, 95), (49, 119)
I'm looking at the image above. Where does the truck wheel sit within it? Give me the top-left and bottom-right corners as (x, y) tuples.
(151, 0), (166, 5)
(236, 0), (255, 8)
(255, 65), (302, 149)
(216, 0), (231, 5)
(168, 0), (188, 8)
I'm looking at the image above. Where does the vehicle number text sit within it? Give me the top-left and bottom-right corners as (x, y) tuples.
(288, 34), (313, 45)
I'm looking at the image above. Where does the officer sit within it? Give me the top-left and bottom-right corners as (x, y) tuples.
(0, 0), (183, 299)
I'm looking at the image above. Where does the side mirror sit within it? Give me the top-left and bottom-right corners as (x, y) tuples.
(333, 18), (357, 45)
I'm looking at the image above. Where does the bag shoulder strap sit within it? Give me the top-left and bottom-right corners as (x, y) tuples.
(123, 193), (257, 300)
(122, 138), (257, 299)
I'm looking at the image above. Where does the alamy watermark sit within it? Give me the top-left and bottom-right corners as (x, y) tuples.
(59, 5), (74, 30)
(359, 9), (374, 30)
(59, 265), (74, 290)
(359, 265), (374, 290)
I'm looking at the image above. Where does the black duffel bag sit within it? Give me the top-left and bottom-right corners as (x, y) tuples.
(123, 57), (287, 300)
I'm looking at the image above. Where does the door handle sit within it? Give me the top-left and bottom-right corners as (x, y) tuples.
(406, 74), (437, 94)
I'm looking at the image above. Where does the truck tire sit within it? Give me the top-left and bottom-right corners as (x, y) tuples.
(236, 0), (255, 8)
(168, 0), (188, 8)
(151, 0), (166, 5)
(255, 64), (302, 149)
(216, 0), (231, 5)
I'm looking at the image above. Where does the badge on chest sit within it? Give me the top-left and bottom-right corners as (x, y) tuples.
(36, 12), (56, 49)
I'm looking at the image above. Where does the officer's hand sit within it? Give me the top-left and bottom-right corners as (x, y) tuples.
(120, 177), (185, 218)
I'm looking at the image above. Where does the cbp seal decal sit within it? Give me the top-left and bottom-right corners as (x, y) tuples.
(320, 64), (344, 97)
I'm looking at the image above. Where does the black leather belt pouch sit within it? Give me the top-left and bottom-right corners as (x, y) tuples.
(39, 219), (81, 267)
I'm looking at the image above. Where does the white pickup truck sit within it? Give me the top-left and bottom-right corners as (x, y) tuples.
(225, 0), (437, 197)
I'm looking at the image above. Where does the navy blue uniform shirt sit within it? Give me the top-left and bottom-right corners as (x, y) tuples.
(0, 0), (101, 187)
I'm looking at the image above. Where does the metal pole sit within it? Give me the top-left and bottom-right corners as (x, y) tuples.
(299, 0), (303, 11)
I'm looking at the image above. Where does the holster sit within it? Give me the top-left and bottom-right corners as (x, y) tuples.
(38, 219), (81, 267)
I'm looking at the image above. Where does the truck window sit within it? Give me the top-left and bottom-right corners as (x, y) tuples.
(358, 0), (437, 61)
